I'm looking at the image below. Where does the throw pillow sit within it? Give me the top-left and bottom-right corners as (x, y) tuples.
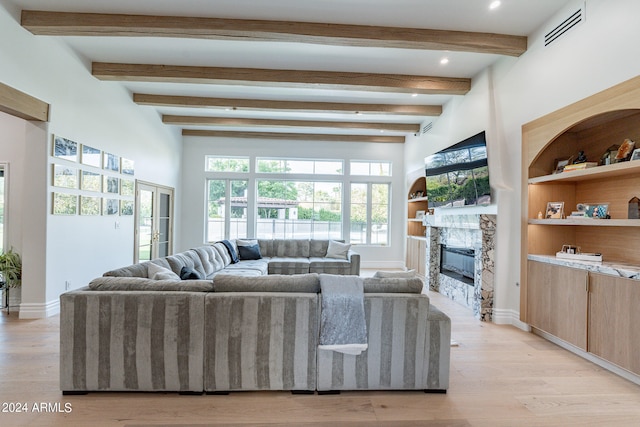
(236, 239), (263, 260)
(325, 240), (351, 260)
(373, 269), (416, 278)
(147, 263), (180, 281)
(180, 266), (204, 280)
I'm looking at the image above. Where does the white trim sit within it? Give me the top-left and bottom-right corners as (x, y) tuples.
(492, 308), (531, 331)
(18, 299), (60, 319)
(533, 328), (640, 387)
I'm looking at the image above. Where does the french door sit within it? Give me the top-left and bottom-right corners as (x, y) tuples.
(134, 181), (174, 263)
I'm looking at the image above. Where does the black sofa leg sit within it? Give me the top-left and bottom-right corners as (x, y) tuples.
(424, 389), (447, 394)
(62, 391), (88, 395)
(317, 390), (340, 395)
(291, 390), (315, 395)
(206, 391), (230, 395)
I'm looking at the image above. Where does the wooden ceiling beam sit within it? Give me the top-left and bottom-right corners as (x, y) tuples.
(93, 63), (471, 95)
(134, 93), (442, 116)
(182, 129), (405, 143)
(0, 82), (49, 122)
(22, 10), (527, 56)
(163, 115), (420, 133)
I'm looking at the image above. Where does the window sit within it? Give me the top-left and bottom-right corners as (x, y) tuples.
(206, 179), (249, 242)
(350, 183), (390, 245)
(257, 158), (343, 175)
(256, 180), (342, 239)
(350, 161), (391, 176)
(205, 156), (250, 173)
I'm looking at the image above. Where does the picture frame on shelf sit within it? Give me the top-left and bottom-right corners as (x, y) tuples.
(600, 144), (620, 165)
(545, 201), (564, 219)
(415, 210), (425, 220)
(553, 157), (572, 174)
(631, 148), (640, 161)
(583, 203), (610, 219)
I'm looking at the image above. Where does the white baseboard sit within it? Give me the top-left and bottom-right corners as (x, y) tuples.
(18, 299), (60, 319)
(360, 261), (405, 270)
(492, 308), (531, 331)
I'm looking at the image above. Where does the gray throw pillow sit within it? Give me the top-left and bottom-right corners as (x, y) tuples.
(147, 263), (180, 281)
(363, 277), (424, 293)
(325, 240), (351, 260)
(236, 239), (262, 260)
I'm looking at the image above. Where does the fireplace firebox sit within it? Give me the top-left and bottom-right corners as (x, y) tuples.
(440, 245), (475, 285)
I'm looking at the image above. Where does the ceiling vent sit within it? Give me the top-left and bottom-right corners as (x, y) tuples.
(544, 2), (585, 47)
(421, 121), (433, 135)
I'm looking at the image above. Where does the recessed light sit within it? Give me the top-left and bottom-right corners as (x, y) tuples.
(489, 1), (501, 10)
(411, 93), (418, 97)
(380, 130), (385, 133)
(440, 57), (449, 65)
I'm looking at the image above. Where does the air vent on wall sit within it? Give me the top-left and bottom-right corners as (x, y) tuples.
(544, 2), (585, 47)
(421, 121), (433, 135)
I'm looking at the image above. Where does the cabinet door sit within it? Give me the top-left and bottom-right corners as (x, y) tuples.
(527, 261), (588, 350)
(588, 273), (640, 375)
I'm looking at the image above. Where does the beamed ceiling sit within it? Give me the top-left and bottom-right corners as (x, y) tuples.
(12, 0), (573, 143)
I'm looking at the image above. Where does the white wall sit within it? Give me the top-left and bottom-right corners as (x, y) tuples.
(405, 0), (640, 325)
(180, 136), (405, 267)
(0, 1), (183, 317)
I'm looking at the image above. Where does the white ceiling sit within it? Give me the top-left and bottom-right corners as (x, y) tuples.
(8, 0), (574, 140)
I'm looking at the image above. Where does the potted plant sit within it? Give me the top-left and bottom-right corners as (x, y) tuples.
(0, 248), (22, 311)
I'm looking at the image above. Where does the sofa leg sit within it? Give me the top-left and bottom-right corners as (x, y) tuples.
(424, 389), (447, 394)
(62, 391), (88, 395)
(291, 390), (315, 395)
(317, 390), (340, 395)
(206, 391), (230, 395)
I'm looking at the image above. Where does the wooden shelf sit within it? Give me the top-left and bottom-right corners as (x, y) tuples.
(528, 218), (640, 227)
(408, 196), (429, 203)
(529, 160), (640, 184)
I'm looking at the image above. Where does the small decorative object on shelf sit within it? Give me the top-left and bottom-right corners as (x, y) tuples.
(600, 144), (620, 165)
(415, 210), (425, 219)
(629, 197), (640, 219)
(545, 201), (564, 219)
(583, 203), (610, 219)
(631, 148), (640, 161)
(563, 162), (598, 172)
(615, 138), (636, 162)
(573, 150), (588, 164)
(537, 211), (543, 219)
(556, 244), (602, 262)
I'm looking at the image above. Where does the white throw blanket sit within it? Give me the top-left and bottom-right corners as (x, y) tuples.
(318, 274), (368, 355)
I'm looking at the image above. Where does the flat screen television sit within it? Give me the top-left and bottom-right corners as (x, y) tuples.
(424, 131), (491, 208)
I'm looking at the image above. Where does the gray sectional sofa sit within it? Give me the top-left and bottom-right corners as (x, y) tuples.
(60, 239), (451, 395)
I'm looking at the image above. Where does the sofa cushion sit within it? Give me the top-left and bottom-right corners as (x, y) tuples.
(363, 277), (424, 293)
(271, 239), (310, 257)
(148, 263), (181, 280)
(309, 257), (353, 275)
(373, 269), (416, 278)
(88, 276), (214, 292)
(164, 251), (207, 278)
(326, 240), (351, 260)
(309, 240), (330, 257)
(192, 246), (225, 277)
(268, 257), (310, 275)
(222, 259), (269, 275)
(213, 273), (320, 293)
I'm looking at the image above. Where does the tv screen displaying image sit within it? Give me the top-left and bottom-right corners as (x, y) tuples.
(425, 131), (491, 208)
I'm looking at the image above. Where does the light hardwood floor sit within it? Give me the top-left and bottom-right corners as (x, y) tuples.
(2, 284), (640, 426)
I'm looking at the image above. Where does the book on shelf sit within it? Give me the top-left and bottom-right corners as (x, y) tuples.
(562, 162), (598, 172)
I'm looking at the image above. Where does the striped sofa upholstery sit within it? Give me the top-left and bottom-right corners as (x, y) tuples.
(316, 293), (451, 392)
(204, 292), (319, 392)
(60, 290), (206, 393)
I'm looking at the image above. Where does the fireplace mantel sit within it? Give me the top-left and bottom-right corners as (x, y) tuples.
(424, 213), (496, 321)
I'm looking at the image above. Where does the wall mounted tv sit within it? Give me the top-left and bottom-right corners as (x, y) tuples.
(424, 131), (491, 208)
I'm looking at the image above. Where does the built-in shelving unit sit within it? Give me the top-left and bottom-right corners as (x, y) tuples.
(520, 75), (640, 384)
(406, 177), (428, 277)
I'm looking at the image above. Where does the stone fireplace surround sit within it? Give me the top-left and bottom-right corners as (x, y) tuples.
(424, 214), (496, 321)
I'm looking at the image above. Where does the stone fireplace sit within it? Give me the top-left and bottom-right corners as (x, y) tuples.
(424, 214), (496, 321)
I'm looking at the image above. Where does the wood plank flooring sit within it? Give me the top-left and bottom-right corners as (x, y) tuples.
(1, 284), (640, 426)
